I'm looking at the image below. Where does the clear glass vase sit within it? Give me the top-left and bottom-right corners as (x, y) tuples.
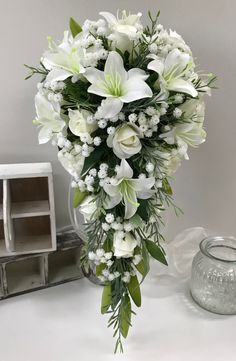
(68, 180), (102, 285)
(190, 236), (236, 314)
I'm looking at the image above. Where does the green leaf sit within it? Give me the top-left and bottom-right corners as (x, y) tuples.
(101, 284), (111, 314)
(127, 276), (141, 307)
(162, 178), (173, 195)
(69, 17), (82, 37)
(130, 214), (143, 227)
(96, 263), (106, 277)
(145, 240), (168, 266)
(73, 188), (87, 208)
(120, 294), (131, 338)
(137, 199), (149, 222)
(135, 260), (145, 276)
(141, 243), (150, 280)
(102, 236), (113, 252)
(81, 145), (106, 175)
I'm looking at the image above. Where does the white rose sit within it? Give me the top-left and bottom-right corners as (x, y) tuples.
(113, 232), (137, 258)
(79, 195), (97, 222)
(69, 109), (97, 137)
(107, 124), (141, 159)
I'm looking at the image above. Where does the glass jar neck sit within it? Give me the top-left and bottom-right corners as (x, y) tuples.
(200, 236), (236, 263)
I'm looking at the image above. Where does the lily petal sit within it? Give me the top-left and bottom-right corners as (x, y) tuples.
(104, 51), (127, 82)
(128, 68), (149, 80)
(103, 183), (120, 197)
(87, 83), (111, 98)
(137, 190), (155, 199)
(46, 68), (72, 82)
(38, 126), (52, 144)
(98, 98), (123, 119)
(147, 58), (165, 75)
(164, 49), (190, 75)
(130, 177), (155, 192)
(168, 79), (198, 97)
(104, 194), (122, 210)
(84, 67), (105, 84)
(124, 189), (139, 219)
(120, 78), (153, 103)
(35, 93), (55, 120)
(99, 11), (117, 26)
(117, 159), (133, 179)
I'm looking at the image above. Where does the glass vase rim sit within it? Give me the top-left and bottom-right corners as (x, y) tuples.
(199, 236), (236, 263)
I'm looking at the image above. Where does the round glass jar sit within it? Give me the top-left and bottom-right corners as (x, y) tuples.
(190, 236), (236, 314)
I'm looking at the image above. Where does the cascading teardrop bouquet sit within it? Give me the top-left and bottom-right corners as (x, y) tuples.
(27, 10), (215, 352)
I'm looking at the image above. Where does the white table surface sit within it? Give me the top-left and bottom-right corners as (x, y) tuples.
(0, 263), (235, 361)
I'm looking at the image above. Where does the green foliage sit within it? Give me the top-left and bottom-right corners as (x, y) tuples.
(130, 214), (143, 227)
(73, 188), (88, 208)
(145, 240), (168, 265)
(162, 178), (173, 195)
(120, 294), (131, 338)
(24, 63), (47, 80)
(136, 199), (149, 221)
(69, 17), (82, 37)
(135, 259), (145, 276)
(141, 242), (150, 279)
(81, 144), (106, 175)
(101, 284), (112, 314)
(96, 263), (106, 277)
(128, 276), (141, 307)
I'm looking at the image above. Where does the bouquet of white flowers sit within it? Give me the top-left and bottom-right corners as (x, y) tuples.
(27, 10), (215, 352)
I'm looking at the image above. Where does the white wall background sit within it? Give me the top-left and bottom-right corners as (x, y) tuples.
(0, 0), (235, 239)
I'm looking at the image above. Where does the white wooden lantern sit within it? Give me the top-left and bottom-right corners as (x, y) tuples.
(0, 162), (56, 256)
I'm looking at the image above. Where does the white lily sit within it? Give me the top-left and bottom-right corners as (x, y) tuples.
(42, 31), (85, 82)
(100, 10), (143, 52)
(84, 51), (153, 118)
(103, 159), (155, 219)
(160, 122), (206, 148)
(147, 48), (198, 97)
(34, 92), (65, 144)
(160, 99), (206, 148)
(100, 10), (142, 38)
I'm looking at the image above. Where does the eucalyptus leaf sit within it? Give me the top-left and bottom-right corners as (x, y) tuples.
(145, 240), (168, 265)
(69, 17), (82, 37)
(120, 294), (131, 338)
(73, 188), (87, 208)
(101, 284), (112, 314)
(127, 276), (141, 307)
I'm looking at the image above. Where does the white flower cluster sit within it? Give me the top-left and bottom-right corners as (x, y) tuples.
(88, 248), (113, 266)
(102, 216), (135, 233)
(147, 26), (192, 57)
(88, 246), (142, 283)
